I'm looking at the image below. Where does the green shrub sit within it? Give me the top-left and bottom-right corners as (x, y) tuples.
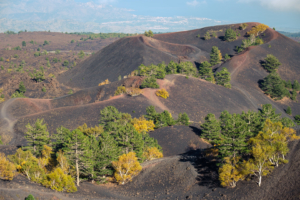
(0, 57), (3, 61)
(115, 86), (126, 96)
(215, 68), (231, 88)
(260, 72), (289, 100)
(11, 91), (26, 98)
(224, 28), (237, 42)
(1, 66), (3, 70)
(144, 30), (154, 37)
(295, 115), (300, 125)
(22, 41), (26, 47)
(204, 32), (211, 40)
(53, 58), (58, 63)
(42, 87), (46, 92)
(37, 47), (40, 51)
(224, 54), (230, 61)
(34, 52), (41, 57)
(71, 39), (75, 43)
(25, 194), (35, 200)
(286, 106), (292, 115)
(63, 60), (69, 66)
(262, 54), (281, 72)
(13, 54), (19, 58)
(13, 46), (22, 50)
(140, 77), (159, 89)
(55, 50), (60, 54)
(43, 40), (49, 45)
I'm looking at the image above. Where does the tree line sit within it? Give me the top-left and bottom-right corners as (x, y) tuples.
(200, 104), (299, 187)
(0, 106), (190, 192)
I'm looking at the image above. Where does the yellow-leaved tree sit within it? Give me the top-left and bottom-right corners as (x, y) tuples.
(155, 88), (169, 99)
(142, 147), (163, 161)
(219, 157), (244, 188)
(112, 152), (142, 185)
(42, 167), (77, 192)
(56, 150), (70, 174)
(240, 143), (274, 187)
(114, 86), (127, 96)
(0, 152), (16, 180)
(132, 116), (155, 133)
(247, 24), (269, 36)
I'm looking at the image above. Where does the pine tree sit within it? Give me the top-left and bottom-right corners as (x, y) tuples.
(24, 119), (50, 156)
(285, 80), (292, 89)
(262, 54), (281, 72)
(204, 31), (211, 40)
(224, 28), (237, 42)
(201, 113), (221, 145)
(286, 106), (292, 115)
(219, 114), (250, 159)
(280, 117), (295, 127)
(81, 135), (99, 182)
(241, 110), (262, 137)
(19, 81), (26, 93)
(199, 61), (214, 82)
(259, 104), (281, 122)
(260, 72), (289, 100)
(215, 68), (231, 88)
(53, 126), (71, 152)
(64, 129), (86, 186)
(291, 89), (297, 101)
(166, 60), (178, 74)
(177, 112), (190, 126)
(293, 80), (300, 91)
(224, 54), (230, 61)
(210, 46), (222, 65)
(96, 132), (121, 179)
(25, 194), (36, 200)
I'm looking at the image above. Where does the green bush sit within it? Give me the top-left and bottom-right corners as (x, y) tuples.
(11, 91), (26, 98)
(71, 39), (75, 43)
(13, 46), (22, 50)
(34, 52), (41, 57)
(144, 30), (154, 37)
(42, 87), (46, 92)
(140, 77), (159, 89)
(224, 28), (237, 42)
(43, 40), (49, 45)
(63, 60), (69, 66)
(53, 58), (58, 63)
(260, 72), (289, 100)
(286, 106), (292, 115)
(224, 54), (230, 61)
(22, 41), (26, 47)
(262, 54), (281, 72)
(215, 68), (231, 88)
(25, 194), (35, 200)
(0, 57), (4, 61)
(13, 54), (19, 58)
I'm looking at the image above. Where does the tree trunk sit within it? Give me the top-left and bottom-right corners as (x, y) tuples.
(76, 159), (79, 186)
(258, 175), (262, 187)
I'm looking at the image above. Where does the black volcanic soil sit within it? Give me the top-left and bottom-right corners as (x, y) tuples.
(1, 23), (300, 200)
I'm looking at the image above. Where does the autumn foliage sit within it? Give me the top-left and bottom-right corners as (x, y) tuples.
(156, 88), (169, 99)
(98, 79), (110, 86)
(112, 152), (142, 185)
(247, 24), (269, 36)
(132, 116), (155, 133)
(0, 152), (16, 180)
(142, 147), (163, 161)
(126, 87), (143, 96)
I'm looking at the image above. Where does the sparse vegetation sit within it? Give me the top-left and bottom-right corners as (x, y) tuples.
(63, 60), (69, 66)
(144, 30), (154, 37)
(215, 68), (231, 88)
(247, 24), (269, 36)
(204, 31), (211, 40)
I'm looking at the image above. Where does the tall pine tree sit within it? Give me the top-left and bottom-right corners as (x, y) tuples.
(24, 119), (50, 156)
(201, 113), (221, 145)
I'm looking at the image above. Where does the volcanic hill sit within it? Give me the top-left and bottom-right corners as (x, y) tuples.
(1, 22), (300, 199)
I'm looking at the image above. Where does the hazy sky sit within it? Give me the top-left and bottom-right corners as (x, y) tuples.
(0, 0), (299, 33)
